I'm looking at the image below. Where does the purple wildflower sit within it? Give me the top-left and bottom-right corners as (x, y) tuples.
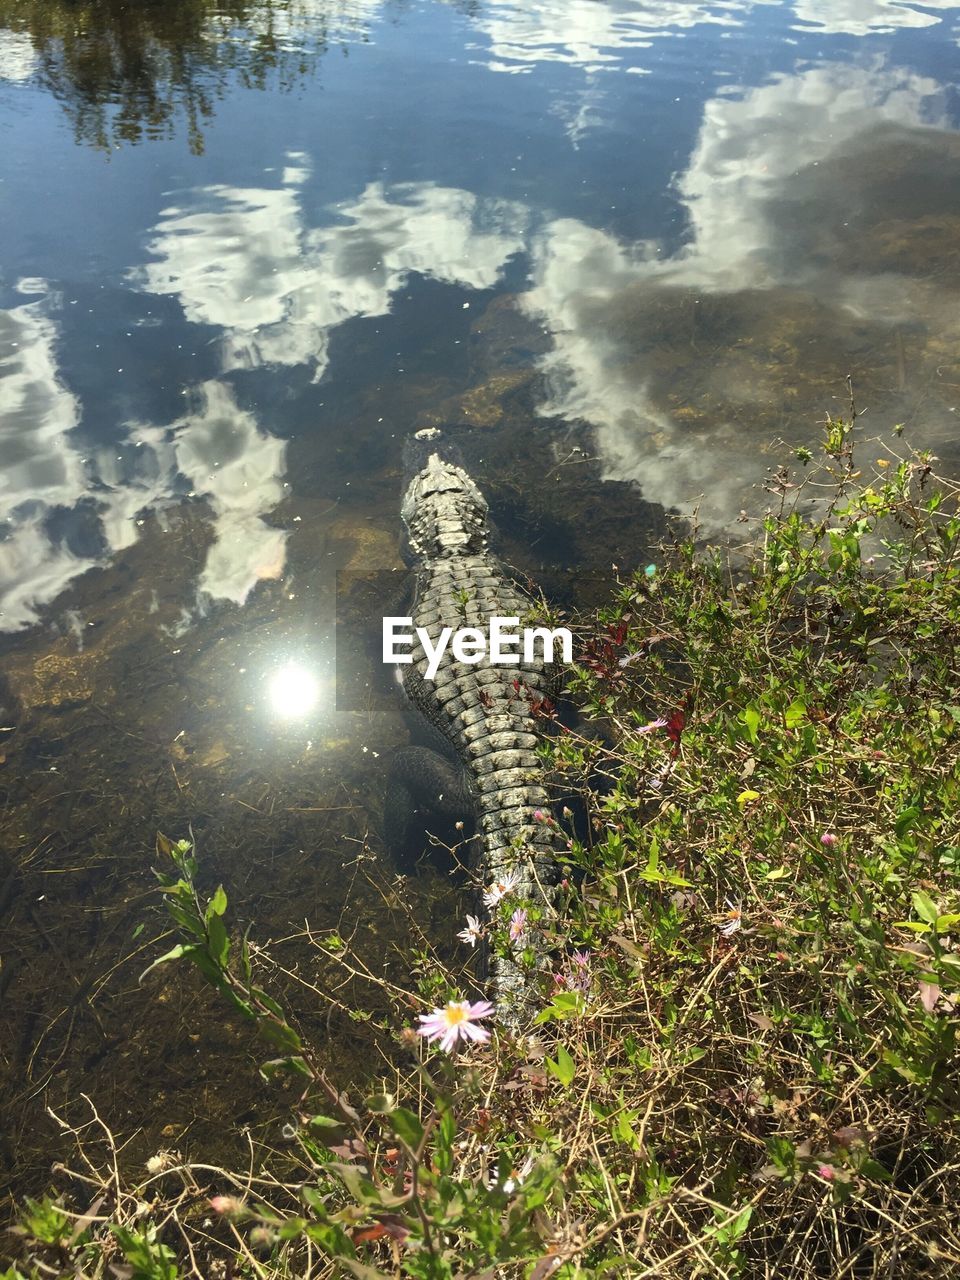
(509, 908), (527, 942)
(637, 716), (669, 733)
(416, 1000), (494, 1053)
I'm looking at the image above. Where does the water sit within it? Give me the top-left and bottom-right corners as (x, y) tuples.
(1, 0), (959, 1201)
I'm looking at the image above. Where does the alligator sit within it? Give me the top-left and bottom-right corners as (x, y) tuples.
(386, 428), (562, 1028)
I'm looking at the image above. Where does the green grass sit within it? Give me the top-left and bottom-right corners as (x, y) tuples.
(7, 418), (960, 1278)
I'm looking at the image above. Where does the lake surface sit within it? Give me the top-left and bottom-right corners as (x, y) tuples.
(2, 0), (960, 1203)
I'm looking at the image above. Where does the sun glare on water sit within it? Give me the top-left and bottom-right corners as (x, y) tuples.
(267, 662), (320, 719)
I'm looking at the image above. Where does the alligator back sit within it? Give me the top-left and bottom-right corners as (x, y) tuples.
(398, 429), (561, 1023)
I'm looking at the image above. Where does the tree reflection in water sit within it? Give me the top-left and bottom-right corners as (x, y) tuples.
(0, 0), (336, 152)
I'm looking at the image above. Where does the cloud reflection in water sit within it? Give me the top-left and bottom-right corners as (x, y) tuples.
(0, 170), (531, 631)
(520, 59), (960, 528)
(134, 159), (529, 377)
(4, 46), (959, 626)
(0, 286), (95, 630)
(470, 0), (774, 75)
(791, 0), (959, 36)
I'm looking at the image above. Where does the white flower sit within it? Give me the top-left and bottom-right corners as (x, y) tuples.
(483, 870), (521, 908)
(647, 758), (676, 792)
(490, 1152), (537, 1194)
(720, 898), (742, 937)
(457, 914), (483, 947)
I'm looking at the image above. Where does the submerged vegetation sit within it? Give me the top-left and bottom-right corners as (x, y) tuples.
(5, 416), (960, 1277)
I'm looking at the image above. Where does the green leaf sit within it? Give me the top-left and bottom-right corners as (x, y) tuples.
(859, 1158), (891, 1182)
(639, 866), (692, 887)
(302, 1218), (358, 1260)
(252, 987), (288, 1019)
(207, 913), (230, 968)
(388, 1107), (425, 1151)
(185, 946), (224, 985)
(895, 806), (921, 840)
(545, 1044), (575, 1088)
(912, 892), (940, 926)
(308, 1114), (346, 1132)
(784, 699), (806, 729)
(435, 1103), (455, 1175)
(258, 1019), (302, 1053)
(612, 1111), (639, 1148)
(534, 990), (583, 1025)
(327, 1162), (382, 1206)
(205, 884), (228, 920)
(260, 1055), (312, 1081)
(139, 942), (199, 984)
(222, 987), (255, 1020)
(765, 1136), (797, 1178)
(741, 703), (761, 744)
(711, 1205), (753, 1245)
(162, 900), (206, 939)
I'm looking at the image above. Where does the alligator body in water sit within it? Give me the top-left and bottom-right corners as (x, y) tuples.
(386, 428), (561, 1027)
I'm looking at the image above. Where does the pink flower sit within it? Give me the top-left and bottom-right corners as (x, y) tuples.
(817, 1164), (835, 1181)
(637, 716), (669, 734)
(209, 1195), (240, 1215)
(533, 809), (546, 822)
(416, 1000), (494, 1053)
(509, 908), (527, 942)
(820, 832), (838, 847)
(564, 950), (592, 994)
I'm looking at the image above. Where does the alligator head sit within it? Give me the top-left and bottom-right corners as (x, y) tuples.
(401, 428), (490, 560)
